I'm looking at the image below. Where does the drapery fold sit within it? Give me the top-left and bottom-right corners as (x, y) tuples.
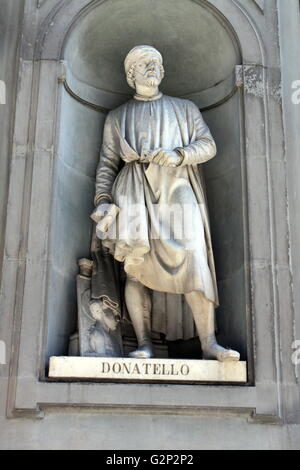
(94, 95), (218, 340)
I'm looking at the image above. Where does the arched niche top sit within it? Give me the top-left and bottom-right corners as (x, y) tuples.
(60, 62), (238, 112)
(62, 0), (241, 97)
(36, 0), (263, 67)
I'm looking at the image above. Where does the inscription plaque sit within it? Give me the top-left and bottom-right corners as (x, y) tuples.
(49, 357), (247, 383)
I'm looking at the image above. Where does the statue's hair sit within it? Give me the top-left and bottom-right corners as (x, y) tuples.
(126, 62), (165, 89)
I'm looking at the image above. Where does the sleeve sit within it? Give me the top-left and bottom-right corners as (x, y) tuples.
(94, 112), (121, 206)
(175, 101), (217, 166)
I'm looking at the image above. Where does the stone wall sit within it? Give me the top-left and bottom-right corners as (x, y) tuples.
(0, 0), (24, 285)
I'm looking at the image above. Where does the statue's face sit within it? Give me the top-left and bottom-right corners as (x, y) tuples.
(90, 301), (119, 331)
(134, 52), (163, 89)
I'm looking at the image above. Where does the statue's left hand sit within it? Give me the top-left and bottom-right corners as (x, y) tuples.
(148, 149), (182, 167)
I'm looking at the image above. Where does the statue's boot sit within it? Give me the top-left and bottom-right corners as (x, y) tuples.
(129, 342), (154, 359)
(200, 334), (240, 362)
(125, 276), (154, 359)
(185, 291), (240, 362)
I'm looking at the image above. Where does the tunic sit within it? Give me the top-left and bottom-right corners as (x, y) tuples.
(95, 94), (218, 306)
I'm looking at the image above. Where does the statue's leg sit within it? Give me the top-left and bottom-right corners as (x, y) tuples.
(184, 291), (240, 362)
(125, 275), (154, 358)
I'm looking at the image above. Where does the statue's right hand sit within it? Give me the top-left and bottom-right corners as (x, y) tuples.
(91, 202), (120, 234)
(90, 200), (112, 223)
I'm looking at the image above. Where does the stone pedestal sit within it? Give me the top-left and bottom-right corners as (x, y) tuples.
(49, 356), (247, 383)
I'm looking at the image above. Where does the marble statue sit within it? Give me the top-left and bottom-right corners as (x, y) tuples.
(91, 45), (240, 362)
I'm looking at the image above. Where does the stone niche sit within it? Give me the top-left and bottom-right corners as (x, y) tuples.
(9, 0), (297, 421)
(45, 0), (250, 367)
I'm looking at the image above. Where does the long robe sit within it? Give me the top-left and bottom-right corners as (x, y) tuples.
(95, 94), (219, 339)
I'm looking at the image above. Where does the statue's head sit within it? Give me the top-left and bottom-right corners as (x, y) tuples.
(124, 45), (165, 90)
(89, 300), (120, 332)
